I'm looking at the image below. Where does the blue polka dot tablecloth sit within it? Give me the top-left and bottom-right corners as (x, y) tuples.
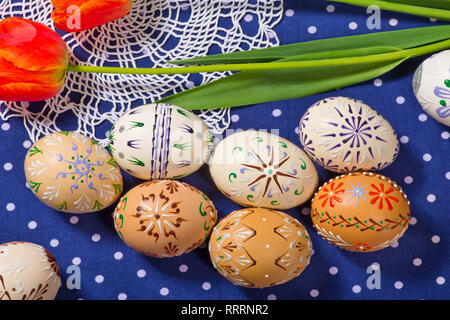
(0, 0), (449, 300)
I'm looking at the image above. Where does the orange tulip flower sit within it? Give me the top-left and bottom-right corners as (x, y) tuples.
(51, 0), (133, 32)
(0, 17), (68, 102)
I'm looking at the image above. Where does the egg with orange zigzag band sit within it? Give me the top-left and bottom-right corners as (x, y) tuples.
(311, 172), (411, 252)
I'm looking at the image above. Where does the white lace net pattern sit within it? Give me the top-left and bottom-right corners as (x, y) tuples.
(0, 0), (283, 145)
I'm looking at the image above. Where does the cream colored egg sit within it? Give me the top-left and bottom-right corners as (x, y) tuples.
(0, 242), (61, 300)
(209, 130), (318, 210)
(108, 103), (214, 180)
(299, 97), (399, 173)
(413, 50), (450, 127)
(209, 208), (313, 288)
(24, 131), (123, 214)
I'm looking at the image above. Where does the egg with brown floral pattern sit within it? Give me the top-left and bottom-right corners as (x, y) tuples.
(0, 242), (61, 300)
(113, 180), (218, 258)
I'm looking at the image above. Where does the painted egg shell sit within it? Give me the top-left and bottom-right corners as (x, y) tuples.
(0, 241), (61, 300)
(108, 103), (214, 180)
(413, 50), (450, 126)
(299, 96), (399, 173)
(209, 130), (319, 210)
(113, 179), (218, 258)
(311, 172), (411, 252)
(24, 132), (123, 214)
(209, 208), (313, 288)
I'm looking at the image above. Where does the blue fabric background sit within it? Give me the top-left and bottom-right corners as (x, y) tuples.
(0, 0), (448, 300)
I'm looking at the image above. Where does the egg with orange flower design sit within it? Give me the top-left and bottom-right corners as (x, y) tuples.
(311, 172), (411, 252)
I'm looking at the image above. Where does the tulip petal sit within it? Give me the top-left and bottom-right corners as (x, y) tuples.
(0, 81), (65, 102)
(0, 18), (68, 72)
(51, 0), (132, 32)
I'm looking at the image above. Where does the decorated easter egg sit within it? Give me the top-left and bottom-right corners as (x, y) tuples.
(113, 180), (217, 258)
(209, 130), (319, 210)
(311, 172), (411, 252)
(24, 131), (123, 214)
(108, 103), (214, 180)
(209, 208), (312, 288)
(413, 50), (450, 126)
(299, 97), (399, 173)
(0, 241), (61, 300)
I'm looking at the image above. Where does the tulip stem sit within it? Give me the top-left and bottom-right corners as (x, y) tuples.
(66, 38), (450, 75)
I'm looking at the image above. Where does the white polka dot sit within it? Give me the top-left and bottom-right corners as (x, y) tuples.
(389, 18), (398, 26)
(6, 203), (15, 211)
(418, 114), (428, 122)
(72, 257), (81, 265)
(370, 262), (380, 271)
(413, 258), (422, 266)
(3, 163), (13, 171)
(267, 294), (277, 300)
(349, 22), (358, 30)
(409, 217), (417, 225)
(429, 18), (438, 22)
(307, 26), (317, 34)
(431, 235), (440, 244)
(69, 216), (79, 224)
(1, 123), (10, 131)
(202, 282), (212, 291)
(137, 270), (146, 278)
(427, 194), (436, 203)
(50, 239), (59, 247)
(329, 266), (338, 275)
(446, 172), (450, 180)
(179, 264), (189, 273)
(326, 5), (335, 13)
(23, 140), (32, 148)
(294, 126), (299, 135)
(310, 289), (319, 298)
(21, 102), (29, 108)
(285, 9), (294, 17)
(95, 275), (104, 283)
(118, 293), (127, 300)
(394, 281), (403, 289)
(301, 207), (310, 215)
(400, 136), (409, 144)
(441, 131), (449, 140)
(25, 182), (30, 189)
(181, 3), (190, 10)
(272, 109), (282, 117)
(231, 114), (239, 123)
(404, 176), (413, 184)
(185, 81), (195, 89)
(160, 287), (169, 296)
(244, 14), (253, 22)
(423, 153), (432, 162)
(436, 276), (445, 285)
(91, 233), (101, 242)
(352, 285), (362, 293)
(114, 251), (123, 260)
(267, 31), (276, 39)
(396, 96), (405, 104)
(374, 78), (383, 87)
(28, 221), (37, 230)
(390, 241), (399, 248)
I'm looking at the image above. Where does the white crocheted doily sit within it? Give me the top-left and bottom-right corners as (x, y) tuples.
(0, 0), (283, 145)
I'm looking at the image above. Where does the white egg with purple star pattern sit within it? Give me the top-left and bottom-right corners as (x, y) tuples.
(108, 104), (214, 180)
(299, 96), (400, 173)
